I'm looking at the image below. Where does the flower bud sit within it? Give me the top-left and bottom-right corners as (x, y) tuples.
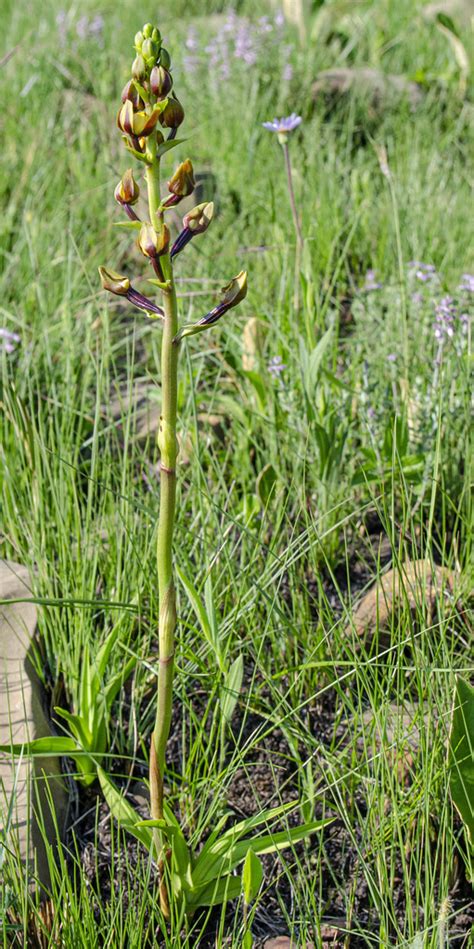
(159, 48), (171, 69)
(138, 223), (170, 259)
(160, 97), (184, 129)
(142, 38), (158, 67)
(184, 201), (214, 233)
(132, 55), (147, 81)
(121, 80), (144, 110)
(134, 31), (144, 50)
(117, 100), (134, 135)
(142, 23), (153, 39)
(150, 65), (173, 99)
(174, 272), (248, 342)
(114, 168), (140, 206)
(99, 267), (164, 317)
(168, 159), (195, 198)
(170, 202), (214, 258)
(152, 27), (161, 44)
(99, 267), (130, 295)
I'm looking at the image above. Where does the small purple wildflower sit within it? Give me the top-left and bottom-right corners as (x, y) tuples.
(387, 353), (397, 362)
(268, 355), (286, 376)
(458, 273), (474, 293)
(0, 328), (20, 354)
(262, 113), (302, 134)
(282, 62), (293, 82)
(363, 269), (383, 292)
(408, 261), (437, 283)
(434, 296), (456, 341)
(411, 291), (423, 306)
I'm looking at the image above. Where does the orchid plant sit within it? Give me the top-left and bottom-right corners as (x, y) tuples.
(2, 23), (330, 924)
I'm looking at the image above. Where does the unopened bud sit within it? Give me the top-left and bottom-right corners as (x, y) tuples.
(159, 48), (171, 69)
(134, 31), (144, 50)
(184, 201), (214, 233)
(160, 97), (184, 129)
(142, 23), (153, 39)
(99, 267), (130, 295)
(152, 27), (161, 44)
(114, 168), (140, 206)
(142, 38), (158, 66)
(168, 159), (195, 198)
(132, 55), (147, 81)
(170, 202), (214, 259)
(150, 65), (173, 99)
(138, 223), (170, 259)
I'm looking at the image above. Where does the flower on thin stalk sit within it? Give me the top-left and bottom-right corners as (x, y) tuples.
(0, 327), (20, 354)
(98, 267), (164, 318)
(171, 202), (214, 258)
(137, 223), (170, 260)
(174, 271), (247, 342)
(262, 112), (302, 144)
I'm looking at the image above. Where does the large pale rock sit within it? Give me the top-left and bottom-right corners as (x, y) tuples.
(313, 68), (424, 109)
(0, 560), (67, 888)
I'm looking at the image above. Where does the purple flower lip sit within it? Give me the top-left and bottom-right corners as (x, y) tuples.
(262, 113), (302, 134)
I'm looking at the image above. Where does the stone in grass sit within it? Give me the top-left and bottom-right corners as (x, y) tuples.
(347, 558), (456, 642)
(0, 560), (67, 889)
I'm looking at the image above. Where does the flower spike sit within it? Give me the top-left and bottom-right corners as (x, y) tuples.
(98, 267), (164, 318)
(173, 271), (247, 342)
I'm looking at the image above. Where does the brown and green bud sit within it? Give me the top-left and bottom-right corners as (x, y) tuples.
(132, 55), (147, 81)
(167, 159), (195, 200)
(160, 98), (184, 129)
(150, 65), (173, 100)
(98, 267), (164, 317)
(174, 271), (248, 341)
(138, 223), (170, 259)
(121, 80), (144, 110)
(118, 102), (162, 137)
(170, 203), (214, 258)
(114, 168), (140, 206)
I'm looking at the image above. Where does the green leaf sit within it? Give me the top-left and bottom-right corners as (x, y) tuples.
(0, 736), (78, 757)
(53, 708), (93, 750)
(103, 655), (137, 711)
(187, 872), (243, 909)
(156, 138), (187, 159)
(197, 801), (296, 869)
(256, 463), (278, 508)
(449, 676), (474, 844)
(97, 767), (153, 849)
(242, 847), (263, 904)
(194, 815), (331, 886)
(220, 654), (244, 724)
(177, 566), (222, 668)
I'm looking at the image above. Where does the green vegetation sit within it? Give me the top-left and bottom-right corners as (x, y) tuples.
(1, 1), (472, 946)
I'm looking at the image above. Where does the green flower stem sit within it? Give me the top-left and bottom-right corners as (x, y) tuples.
(145, 144), (179, 901)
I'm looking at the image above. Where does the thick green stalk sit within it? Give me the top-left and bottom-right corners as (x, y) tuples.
(145, 146), (179, 891)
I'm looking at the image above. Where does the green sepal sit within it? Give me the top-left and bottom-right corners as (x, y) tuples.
(156, 138), (187, 159)
(123, 141), (151, 164)
(114, 220), (143, 230)
(132, 80), (150, 103)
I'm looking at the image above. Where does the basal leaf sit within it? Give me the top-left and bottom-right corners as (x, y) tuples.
(449, 676), (474, 844)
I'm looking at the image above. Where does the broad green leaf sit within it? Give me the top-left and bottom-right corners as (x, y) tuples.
(449, 676), (474, 843)
(187, 872), (242, 909)
(193, 817), (332, 886)
(53, 708), (93, 749)
(196, 800), (296, 868)
(97, 767), (153, 849)
(0, 736), (78, 756)
(221, 655), (244, 724)
(204, 577), (220, 655)
(242, 847), (263, 903)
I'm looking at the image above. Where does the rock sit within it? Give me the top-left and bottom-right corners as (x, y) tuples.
(348, 558), (456, 640)
(358, 702), (426, 784)
(0, 560), (67, 888)
(313, 68), (424, 109)
(263, 939), (314, 949)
